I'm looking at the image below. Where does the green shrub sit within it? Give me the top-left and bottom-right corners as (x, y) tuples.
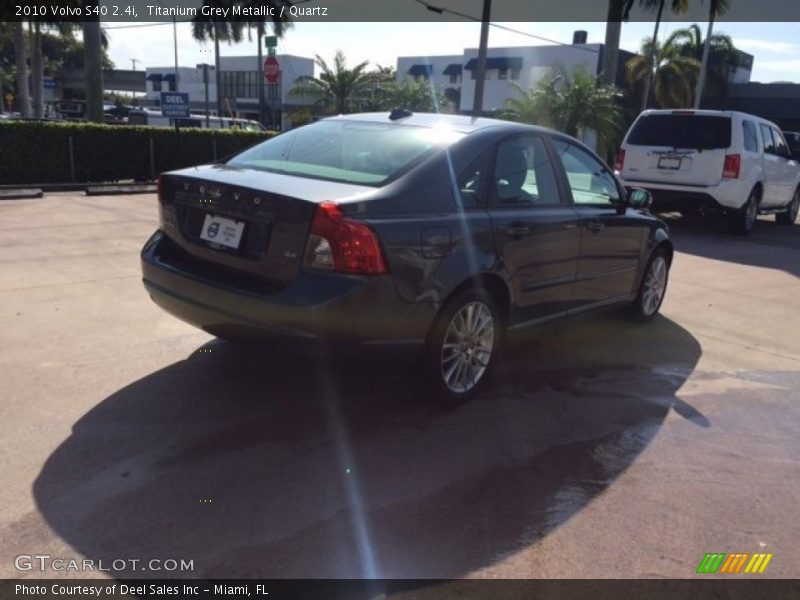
(0, 121), (276, 185)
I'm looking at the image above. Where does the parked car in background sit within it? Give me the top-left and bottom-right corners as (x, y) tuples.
(142, 112), (672, 403)
(128, 109), (265, 131)
(783, 131), (800, 156)
(617, 109), (800, 234)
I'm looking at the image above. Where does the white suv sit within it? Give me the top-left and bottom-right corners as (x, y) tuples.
(616, 109), (800, 234)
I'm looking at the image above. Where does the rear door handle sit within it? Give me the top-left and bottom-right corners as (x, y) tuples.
(505, 225), (531, 237)
(586, 221), (605, 233)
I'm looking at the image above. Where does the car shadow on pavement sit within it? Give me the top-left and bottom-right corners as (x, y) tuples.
(34, 313), (702, 579)
(661, 213), (800, 277)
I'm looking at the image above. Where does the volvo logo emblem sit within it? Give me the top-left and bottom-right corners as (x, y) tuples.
(206, 222), (219, 239)
(253, 197), (261, 205)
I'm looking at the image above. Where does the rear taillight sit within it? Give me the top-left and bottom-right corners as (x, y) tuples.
(723, 154), (741, 179)
(615, 148), (626, 172)
(157, 175), (172, 204)
(304, 201), (387, 275)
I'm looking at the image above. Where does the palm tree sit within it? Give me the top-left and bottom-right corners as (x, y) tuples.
(626, 31), (700, 108)
(678, 23), (739, 101)
(370, 76), (448, 113)
(499, 66), (622, 149)
(693, 0), (731, 108)
(13, 22), (30, 116)
(191, 18), (245, 118)
(290, 50), (372, 115)
(192, 1), (292, 122)
(600, 0), (686, 89)
(83, 21), (104, 122)
(638, 0), (689, 111)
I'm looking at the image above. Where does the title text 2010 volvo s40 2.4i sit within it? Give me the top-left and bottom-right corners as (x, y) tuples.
(141, 111), (673, 403)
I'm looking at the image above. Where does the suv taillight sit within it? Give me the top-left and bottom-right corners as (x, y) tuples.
(723, 154), (741, 179)
(615, 148), (626, 172)
(304, 201), (387, 275)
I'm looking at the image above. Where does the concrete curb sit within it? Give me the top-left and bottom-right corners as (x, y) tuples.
(0, 189), (44, 200)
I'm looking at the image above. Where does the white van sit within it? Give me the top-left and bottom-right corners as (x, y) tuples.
(616, 109), (800, 234)
(128, 109), (265, 132)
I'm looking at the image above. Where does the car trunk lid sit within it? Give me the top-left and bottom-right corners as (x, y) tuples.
(159, 164), (374, 287)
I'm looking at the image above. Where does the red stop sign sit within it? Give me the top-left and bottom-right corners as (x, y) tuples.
(263, 56), (280, 84)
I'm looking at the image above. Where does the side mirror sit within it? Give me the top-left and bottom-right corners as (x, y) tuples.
(627, 188), (653, 210)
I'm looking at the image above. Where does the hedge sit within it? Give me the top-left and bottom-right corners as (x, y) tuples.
(0, 121), (277, 186)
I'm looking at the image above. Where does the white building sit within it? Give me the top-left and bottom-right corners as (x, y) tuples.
(397, 35), (754, 117)
(143, 54), (314, 130)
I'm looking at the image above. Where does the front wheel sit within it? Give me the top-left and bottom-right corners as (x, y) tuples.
(776, 188), (800, 225)
(631, 248), (670, 322)
(424, 289), (502, 405)
(728, 188), (760, 235)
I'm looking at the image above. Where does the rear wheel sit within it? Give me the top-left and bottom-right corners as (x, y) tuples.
(776, 188), (800, 225)
(424, 288), (502, 405)
(728, 188), (760, 235)
(631, 248), (670, 322)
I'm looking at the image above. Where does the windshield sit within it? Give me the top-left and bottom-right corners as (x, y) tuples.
(627, 114), (732, 149)
(227, 120), (463, 186)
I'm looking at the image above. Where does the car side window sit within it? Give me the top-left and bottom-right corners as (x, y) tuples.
(760, 124), (776, 154)
(457, 153), (491, 208)
(552, 139), (621, 205)
(772, 128), (790, 157)
(490, 135), (561, 206)
(742, 121), (759, 153)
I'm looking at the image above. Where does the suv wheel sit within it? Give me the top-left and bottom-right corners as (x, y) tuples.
(424, 288), (502, 405)
(728, 188), (760, 235)
(631, 248), (670, 322)
(776, 188), (800, 225)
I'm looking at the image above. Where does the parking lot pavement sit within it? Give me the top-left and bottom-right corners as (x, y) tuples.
(1, 194), (798, 579)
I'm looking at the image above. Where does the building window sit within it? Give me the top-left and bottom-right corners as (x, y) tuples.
(449, 73), (459, 84)
(167, 79), (176, 92)
(498, 68), (508, 80)
(152, 80), (162, 92)
(510, 68), (520, 80)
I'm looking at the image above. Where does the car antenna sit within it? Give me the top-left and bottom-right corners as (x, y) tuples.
(389, 107), (413, 121)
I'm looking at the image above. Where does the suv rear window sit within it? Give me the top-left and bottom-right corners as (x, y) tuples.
(627, 114), (732, 149)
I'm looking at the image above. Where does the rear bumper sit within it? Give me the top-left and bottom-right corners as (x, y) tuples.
(622, 179), (750, 212)
(141, 231), (434, 354)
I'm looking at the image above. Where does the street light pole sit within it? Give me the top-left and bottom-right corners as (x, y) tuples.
(472, 0), (492, 117)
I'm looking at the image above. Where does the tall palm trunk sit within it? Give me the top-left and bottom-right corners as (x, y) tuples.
(693, 17), (715, 108)
(641, 0), (666, 111)
(32, 21), (44, 118)
(14, 22), (30, 117)
(601, 0), (625, 87)
(214, 27), (221, 116)
(83, 21), (104, 122)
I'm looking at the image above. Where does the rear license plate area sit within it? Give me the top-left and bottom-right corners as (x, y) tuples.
(200, 214), (244, 250)
(657, 156), (682, 170)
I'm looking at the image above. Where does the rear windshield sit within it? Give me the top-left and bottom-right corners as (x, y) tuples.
(627, 114), (732, 149)
(228, 120), (463, 186)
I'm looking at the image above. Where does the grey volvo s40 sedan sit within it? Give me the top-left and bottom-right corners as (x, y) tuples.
(141, 111), (672, 402)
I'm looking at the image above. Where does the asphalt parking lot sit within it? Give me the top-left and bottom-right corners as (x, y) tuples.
(1, 193), (798, 579)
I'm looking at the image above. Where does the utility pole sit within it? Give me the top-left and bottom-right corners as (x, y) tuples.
(257, 22), (265, 125)
(130, 58), (139, 71)
(472, 0), (491, 117)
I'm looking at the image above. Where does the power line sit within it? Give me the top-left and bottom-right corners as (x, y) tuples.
(413, 0), (600, 54)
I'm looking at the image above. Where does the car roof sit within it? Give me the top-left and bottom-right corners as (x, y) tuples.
(638, 108), (779, 125)
(323, 111), (552, 135)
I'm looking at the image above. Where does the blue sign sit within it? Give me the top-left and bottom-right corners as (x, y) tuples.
(160, 92), (189, 118)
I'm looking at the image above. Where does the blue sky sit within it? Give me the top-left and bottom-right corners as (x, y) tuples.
(104, 21), (800, 83)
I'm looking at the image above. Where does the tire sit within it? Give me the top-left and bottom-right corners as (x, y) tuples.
(776, 187), (800, 225)
(727, 187), (760, 235)
(423, 288), (502, 406)
(631, 248), (670, 322)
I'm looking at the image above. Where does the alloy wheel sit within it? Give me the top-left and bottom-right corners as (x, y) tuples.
(440, 301), (495, 394)
(641, 256), (667, 316)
